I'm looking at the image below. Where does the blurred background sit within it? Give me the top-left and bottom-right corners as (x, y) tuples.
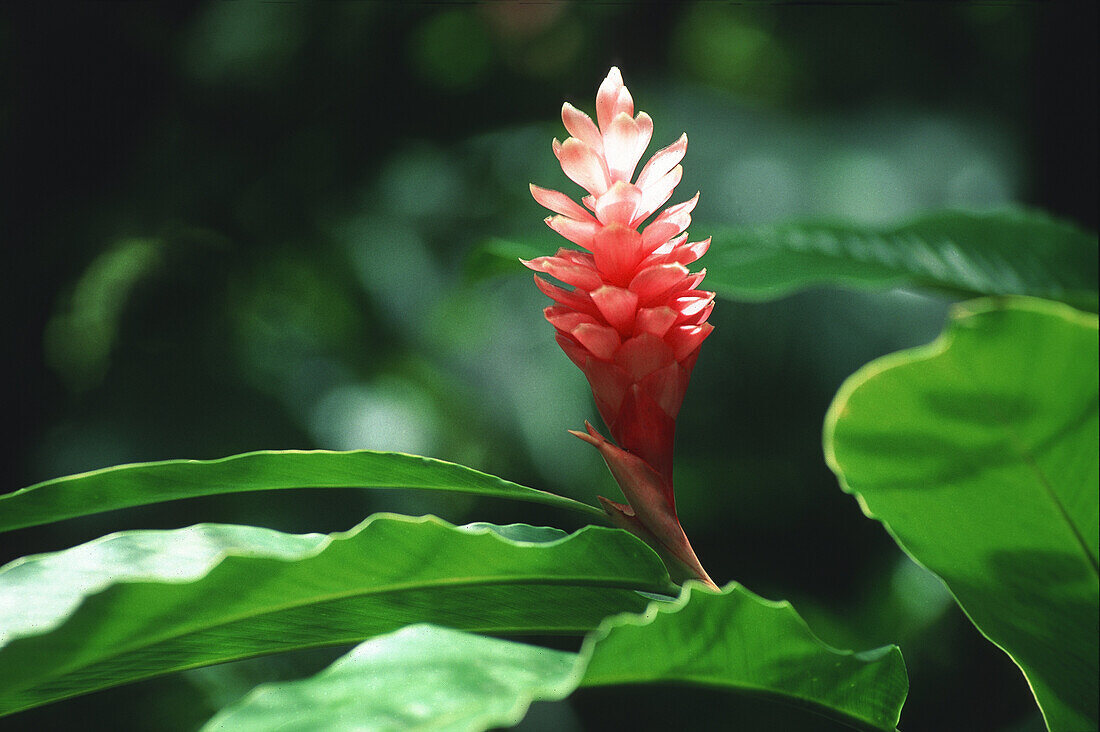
(2, 2), (1095, 730)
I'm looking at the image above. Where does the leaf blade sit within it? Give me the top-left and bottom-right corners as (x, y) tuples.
(202, 625), (579, 732)
(824, 297), (1099, 731)
(0, 449), (604, 533)
(578, 583), (908, 732)
(203, 584), (907, 732)
(705, 210), (1098, 309)
(0, 515), (671, 716)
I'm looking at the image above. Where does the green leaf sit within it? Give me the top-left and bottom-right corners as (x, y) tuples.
(0, 514), (671, 716)
(824, 297), (1099, 732)
(704, 210), (1097, 309)
(204, 584), (907, 732)
(0, 449), (604, 533)
(472, 210), (1098, 310)
(202, 624), (579, 731)
(577, 583), (907, 732)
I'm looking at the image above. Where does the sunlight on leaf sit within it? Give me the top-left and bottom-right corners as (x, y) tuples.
(202, 625), (577, 731)
(578, 583), (907, 732)
(825, 297), (1099, 732)
(203, 583), (907, 732)
(0, 515), (670, 716)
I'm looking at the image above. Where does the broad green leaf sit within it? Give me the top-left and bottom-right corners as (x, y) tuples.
(0, 449), (603, 533)
(0, 514), (671, 716)
(824, 297), (1099, 732)
(472, 210), (1098, 310)
(577, 582), (907, 732)
(202, 624), (579, 731)
(205, 584), (907, 732)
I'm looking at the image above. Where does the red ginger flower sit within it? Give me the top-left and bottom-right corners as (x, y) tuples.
(526, 67), (717, 589)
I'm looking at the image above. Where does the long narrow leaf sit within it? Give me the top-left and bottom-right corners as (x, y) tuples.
(704, 210), (1097, 309)
(0, 449), (603, 533)
(0, 514), (671, 717)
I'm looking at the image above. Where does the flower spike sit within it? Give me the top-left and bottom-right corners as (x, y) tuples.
(530, 67), (717, 589)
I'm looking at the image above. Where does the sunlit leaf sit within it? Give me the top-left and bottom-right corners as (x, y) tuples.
(578, 582), (907, 732)
(202, 624), (578, 731)
(0, 514), (671, 716)
(471, 210), (1098, 310)
(204, 583), (907, 732)
(824, 297), (1099, 731)
(0, 449), (603, 533)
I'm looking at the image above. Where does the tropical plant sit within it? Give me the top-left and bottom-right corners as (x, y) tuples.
(2, 66), (1096, 732)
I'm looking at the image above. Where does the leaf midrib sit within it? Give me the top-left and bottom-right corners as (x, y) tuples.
(942, 322), (1100, 580)
(5, 571), (668, 697)
(1005, 418), (1100, 578)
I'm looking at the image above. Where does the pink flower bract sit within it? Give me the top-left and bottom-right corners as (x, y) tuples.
(528, 67), (716, 589)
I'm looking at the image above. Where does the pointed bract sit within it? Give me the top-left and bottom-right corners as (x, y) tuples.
(573, 422), (717, 590)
